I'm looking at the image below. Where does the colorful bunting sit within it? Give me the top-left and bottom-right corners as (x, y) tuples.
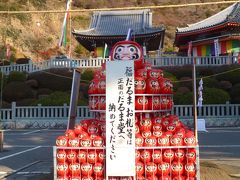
(193, 40), (240, 56)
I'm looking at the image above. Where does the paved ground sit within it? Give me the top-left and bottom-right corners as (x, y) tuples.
(0, 128), (239, 179)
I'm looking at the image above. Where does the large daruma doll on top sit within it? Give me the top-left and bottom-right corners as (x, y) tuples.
(111, 40), (143, 69)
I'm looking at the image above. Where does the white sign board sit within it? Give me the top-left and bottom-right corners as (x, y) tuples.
(198, 119), (207, 132)
(214, 39), (220, 56)
(106, 61), (135, 177)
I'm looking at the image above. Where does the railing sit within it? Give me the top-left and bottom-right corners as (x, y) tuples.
(0, 58), (110, 75)
(174, 104), (240, 118)
(1, 102), (240, 128)
(0, 56), (238, 75)
(147, 56), (238, 67)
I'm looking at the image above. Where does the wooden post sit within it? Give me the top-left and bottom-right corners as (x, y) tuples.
(67, 69), (81, 130)
(192, 57), (198, 142)
(0, 130), (3, 152)
(11, 102), (16, 128)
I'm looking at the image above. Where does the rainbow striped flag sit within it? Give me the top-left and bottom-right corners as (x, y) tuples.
(193, 40), (240, 56)
(58, 0), (71, 48)
(220, 40), (240, 54)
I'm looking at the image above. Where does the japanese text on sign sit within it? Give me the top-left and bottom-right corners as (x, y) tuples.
(106, 61), (135, 177)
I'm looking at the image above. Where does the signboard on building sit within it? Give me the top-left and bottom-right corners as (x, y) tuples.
(214, 39), (220, 56)
(106, 60), (135, 177)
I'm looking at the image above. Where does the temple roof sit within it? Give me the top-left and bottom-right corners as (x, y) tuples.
(72, 9), (165, 51)
(177, 2), (240, 33)
(73, 9), (164, 36)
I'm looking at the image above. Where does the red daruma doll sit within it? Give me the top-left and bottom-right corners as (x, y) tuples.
(149, 96), (160, 110)
(145, 162), (158, 176)
(69, 162), (81, 176)
(135, 96), (149, 110)
(135, 76), (146, 94)
(136, 161), (144, 176)
(57, 149), (67, 163)
(97, 96), (106, 110)
(88, 79), (98, 94)
(111, 39), (144, 69)
(56, 136), (69, 147)
(146, 78), (160, 94)
(147, 69), (163, 79)
(139, 113), (152, 131)
(159, 78), (173, 94)
(93, 162), (104, 177)
(57, 162), (69, 177)
(97, 78), (106, 94)
(135, 68), (147, 79)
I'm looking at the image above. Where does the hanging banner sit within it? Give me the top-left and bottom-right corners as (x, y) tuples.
(198, 78), (203, 107)
(103, 43), (108, 58)
(106, 60), (135, 177)
(187, 41), (192, 57)
(214, 39), (220, 56)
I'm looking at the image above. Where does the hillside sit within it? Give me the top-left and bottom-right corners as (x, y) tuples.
(0, 0), (233, 61)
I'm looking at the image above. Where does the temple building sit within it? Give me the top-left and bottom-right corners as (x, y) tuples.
(72, 9), (165, 57)
(175, 2), (240, 57)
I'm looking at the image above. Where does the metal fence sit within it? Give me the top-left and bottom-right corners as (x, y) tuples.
(1, 56), (238, 75)
(0, 102), (239, 128)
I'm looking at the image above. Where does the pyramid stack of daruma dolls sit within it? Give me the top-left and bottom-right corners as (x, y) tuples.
(55, 41), (198, 180)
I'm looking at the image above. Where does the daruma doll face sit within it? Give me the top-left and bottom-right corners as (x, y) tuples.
(111, 40), (143, 61)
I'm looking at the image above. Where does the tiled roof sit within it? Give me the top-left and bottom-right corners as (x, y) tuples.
(73, 9), (164, 36)
(177, 2), (240, 33)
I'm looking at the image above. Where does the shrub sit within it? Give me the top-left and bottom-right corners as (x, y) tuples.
(176, 87), (191, 94)
(231, 96), (240, 104)
(32, 91), (88, 106)
(174, 92), (193, 105)
(37, 88), (53, 96)
(16, 98), (36, 106)
(165, 65), (193, 79)
(203, 88), (230, 104)
(3, 82), (35, 102)
(74, 44), (90, 58)
(28, 69), (73, 91)
(218, 81), (232, 91)
(230, 83), (240, 101)
(176, 77), (192, 90)
(78, 97), (88, 106)
(198, 67), (215, 76)
(216, 67), (240, 85)
(163, 71), (177, 82)
(7, 71), (27, 83)
(174, 87), (230, 104)
(81, 69), (94, 83)
(0, 72), (7, 92)
(0, 61), (10, 66)
(202, 78), (219, 88)
(32, 91), (70, 106)
(79, 83), (89, 99)
(25, 79), (38, 88)
(15, 58), (30, 64)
